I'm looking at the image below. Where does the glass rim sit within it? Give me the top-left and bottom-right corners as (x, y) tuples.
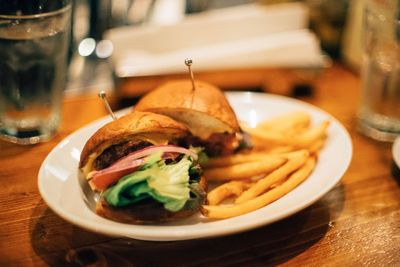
(0, 3), (71, 20)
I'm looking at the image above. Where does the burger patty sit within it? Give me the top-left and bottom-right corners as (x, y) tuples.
(94, 141), (152, 170)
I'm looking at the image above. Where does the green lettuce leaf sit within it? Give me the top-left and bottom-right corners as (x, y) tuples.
(103, 154), (193, 212)
(189, 146), (209, 164)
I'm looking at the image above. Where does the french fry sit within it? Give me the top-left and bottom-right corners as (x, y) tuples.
(241, 125), (287, 145)
(256, 111), (311, 133)
(207, 181), (253, 205)
(204, 157), (287, 181)
(201, 111), (329, 220)
(243, 120), (330, 149)
(250, 136), (287, 151)
(308, 137), (327, 155)
(296, 121), (329, 148)
(267, 146), (295, 154)
(204, 152), (284, 168)
(235, 150), (309, 203)
(201, 156), (316, 219)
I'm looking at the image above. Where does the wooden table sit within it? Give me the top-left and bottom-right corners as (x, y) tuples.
(1, 64), (399, 266)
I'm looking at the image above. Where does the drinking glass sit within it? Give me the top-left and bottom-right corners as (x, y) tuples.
(0, 1), (72, 144)
(357, 0), (400, 142)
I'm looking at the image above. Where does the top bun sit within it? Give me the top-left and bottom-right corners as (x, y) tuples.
(134, 80), (239, 139)
(79, 111), (189, 175)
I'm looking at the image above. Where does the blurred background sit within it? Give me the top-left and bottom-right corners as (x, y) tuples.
(66, 0), (362, 99)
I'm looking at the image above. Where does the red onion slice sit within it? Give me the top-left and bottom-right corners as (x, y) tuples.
(110, 145), (198, 167)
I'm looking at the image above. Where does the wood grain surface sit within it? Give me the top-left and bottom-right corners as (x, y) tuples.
(0, 64), (399, 267)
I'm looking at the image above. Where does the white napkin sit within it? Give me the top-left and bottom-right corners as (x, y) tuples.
(105, 2), (324, 77)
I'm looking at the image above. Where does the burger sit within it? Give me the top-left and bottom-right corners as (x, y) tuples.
(134, 80), (251, 157)
(79, 111), (206, 224)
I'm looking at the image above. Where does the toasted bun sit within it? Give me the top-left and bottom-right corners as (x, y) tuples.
(95, 176), (207, 224)
(134, 80), (239, 139)
(79, 111), (189, 175)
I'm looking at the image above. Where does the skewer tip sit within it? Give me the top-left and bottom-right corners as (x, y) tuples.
(185, 58), (192, 66)
(98, 90), (106, 99)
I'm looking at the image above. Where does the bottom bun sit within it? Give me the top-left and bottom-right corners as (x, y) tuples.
(96, 176), (207, 224)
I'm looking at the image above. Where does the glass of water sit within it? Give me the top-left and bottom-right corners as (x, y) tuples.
(0, 1), (72, 144)
(357, 0), (400, 142)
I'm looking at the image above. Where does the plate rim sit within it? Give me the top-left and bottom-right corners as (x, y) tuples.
(393, 137), (400, 168)
(38, 92), (353, 241)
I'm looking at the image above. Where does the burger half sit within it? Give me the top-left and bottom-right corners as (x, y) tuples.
(79, 111), (206, 224)
(134, 80), (251, 157)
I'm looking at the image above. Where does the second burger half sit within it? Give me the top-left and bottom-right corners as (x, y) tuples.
(134, 80), (251, 157)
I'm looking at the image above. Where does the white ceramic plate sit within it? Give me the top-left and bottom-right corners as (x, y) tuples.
(393, 137), (400, 168)
(38, 92), (352, 241)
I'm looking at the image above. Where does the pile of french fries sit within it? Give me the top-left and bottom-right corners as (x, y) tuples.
(201, 111), (330, 219)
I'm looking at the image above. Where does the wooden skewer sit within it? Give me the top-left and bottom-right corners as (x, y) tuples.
(98, 90), (117, 120)
(185, 58), (196, 91)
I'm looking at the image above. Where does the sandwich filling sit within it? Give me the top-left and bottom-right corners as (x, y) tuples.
(179, 131), (252, 157)
(88, 145), (205, 212)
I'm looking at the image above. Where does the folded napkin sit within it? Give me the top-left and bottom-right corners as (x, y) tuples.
(105, 2), (324, 78)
